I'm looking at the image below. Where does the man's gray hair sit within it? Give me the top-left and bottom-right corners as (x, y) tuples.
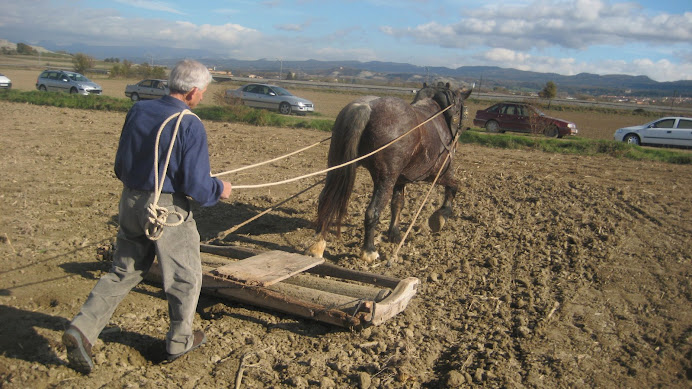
(168, 59), (212, 94)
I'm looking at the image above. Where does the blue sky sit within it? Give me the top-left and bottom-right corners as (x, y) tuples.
(1, 0), (690, 82)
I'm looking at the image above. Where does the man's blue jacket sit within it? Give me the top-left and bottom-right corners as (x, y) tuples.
(114, 96), (224, 207)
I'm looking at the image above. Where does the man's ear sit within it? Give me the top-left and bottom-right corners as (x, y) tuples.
(185, 87), (199, 101)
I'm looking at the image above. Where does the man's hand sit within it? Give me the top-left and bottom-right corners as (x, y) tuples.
(220, 181), (232, 199)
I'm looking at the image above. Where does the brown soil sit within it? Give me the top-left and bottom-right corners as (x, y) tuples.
(1, 76), (691, 388)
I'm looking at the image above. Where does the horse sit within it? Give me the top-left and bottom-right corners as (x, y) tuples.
(306, 82), (473, 263)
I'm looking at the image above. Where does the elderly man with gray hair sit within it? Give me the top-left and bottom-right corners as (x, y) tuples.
(62, 59), (232, 374)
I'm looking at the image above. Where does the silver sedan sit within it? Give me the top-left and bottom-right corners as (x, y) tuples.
(124, 79), (169, 101)
(614, 117), (692, 147)
(225, 83), (314, 115)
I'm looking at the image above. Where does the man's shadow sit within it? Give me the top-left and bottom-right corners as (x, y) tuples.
(0, 305), (170, 368)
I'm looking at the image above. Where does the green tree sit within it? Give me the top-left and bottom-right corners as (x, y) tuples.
(138, 62), (151, 77)
(539, 81), (557, 99)
(16, 43), (37, 55)
(73, 53), (94, 74)
(122, 60), (133, 75)
(151, 66), (167, 79)
(110, 64), (123, 78)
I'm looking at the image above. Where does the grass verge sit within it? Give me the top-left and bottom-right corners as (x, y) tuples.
(460, 129), (691, 165)
(0, 89), (333, 132)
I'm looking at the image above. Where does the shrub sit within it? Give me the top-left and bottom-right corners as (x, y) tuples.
(73, 53), (95, 74)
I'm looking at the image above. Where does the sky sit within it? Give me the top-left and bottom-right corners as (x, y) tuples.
(1, 0), (691, 82)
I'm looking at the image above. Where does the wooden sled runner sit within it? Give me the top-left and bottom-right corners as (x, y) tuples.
(145, 244), (419, 328)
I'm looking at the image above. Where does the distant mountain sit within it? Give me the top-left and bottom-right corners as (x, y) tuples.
(25, 41), (692, 97)
(35, 40), (217, 63)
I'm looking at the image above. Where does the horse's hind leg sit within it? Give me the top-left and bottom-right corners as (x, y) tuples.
(306, 235), (327, 258)
(387, 184), (406, 243)
(362, 179), (396, 263)
(428, 171), (458, 233)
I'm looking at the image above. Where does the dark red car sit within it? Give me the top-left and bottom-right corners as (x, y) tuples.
(473, 102), (578, 138)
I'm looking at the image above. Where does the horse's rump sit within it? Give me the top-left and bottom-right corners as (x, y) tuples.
(316, 99), (375, 236)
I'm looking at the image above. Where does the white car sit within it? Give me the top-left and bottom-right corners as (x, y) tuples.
(0, 73), (11, 89)
(225, 83), (314, 115)
(36, 70), (102, 95)
(614, 117), (692, 147)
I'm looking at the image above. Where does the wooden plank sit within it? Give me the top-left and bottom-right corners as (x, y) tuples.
(213, 250), (324, 287)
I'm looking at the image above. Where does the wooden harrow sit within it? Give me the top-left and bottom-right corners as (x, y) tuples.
(145, 244), (419, 328)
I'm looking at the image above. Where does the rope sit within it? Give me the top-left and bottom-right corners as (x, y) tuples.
(392, 131), (461, 259)
(213, 178), (324, 241)
(226, 104), (453, 189)
(211, 136), (332, 177)
(145, 110), (197, 240)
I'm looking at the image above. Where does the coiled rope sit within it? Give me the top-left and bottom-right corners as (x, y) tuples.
(144, 110), (197, 240)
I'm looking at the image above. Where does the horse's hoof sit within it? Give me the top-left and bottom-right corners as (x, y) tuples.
(387, 230), (403, 243)
(306, 239), (326, 258)
(428, 212), (446, 233)
(360, 250), (380, 263)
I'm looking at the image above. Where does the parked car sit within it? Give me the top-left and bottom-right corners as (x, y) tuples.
(473, 102), (578, 138)
(125, 79), (169, 101)
(614, 117), (692, 147)
(35, 70), (102, 95)
(0, 73), (11, 89)
(225, 83), (314, 115)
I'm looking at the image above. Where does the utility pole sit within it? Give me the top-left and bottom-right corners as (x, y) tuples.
(277, 58), (283, 80)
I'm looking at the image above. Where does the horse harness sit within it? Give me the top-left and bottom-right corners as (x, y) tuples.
(430, 88), (465, 154)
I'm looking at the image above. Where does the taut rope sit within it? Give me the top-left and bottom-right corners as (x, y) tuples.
(392, 130), (461, 260)
(144, 110), (197, 240)
(213, 178), (325, 241)
(211, 136), (332, 177)
(221, 103), (454, 189)
(144, 100), (454, 240)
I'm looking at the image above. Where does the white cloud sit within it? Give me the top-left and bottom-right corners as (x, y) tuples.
(470, 48), (692, 81)
(0, 0), (689, 81)
(114, 0), (183, 15)
(384, 0), (692, 49)
(276, 19), (313, 32)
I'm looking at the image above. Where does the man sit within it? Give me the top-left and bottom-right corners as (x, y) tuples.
(62, 59), (232, 374)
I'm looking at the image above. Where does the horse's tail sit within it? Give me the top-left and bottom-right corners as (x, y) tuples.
(315, 100), (373, 237)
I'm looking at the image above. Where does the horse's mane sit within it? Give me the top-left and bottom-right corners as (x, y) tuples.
(412, 82), (458, 128)
(412, 82), (452, 105)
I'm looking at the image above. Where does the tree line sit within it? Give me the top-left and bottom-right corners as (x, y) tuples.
(72, 53), (166, 78)
(1, 42), (167, 79)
